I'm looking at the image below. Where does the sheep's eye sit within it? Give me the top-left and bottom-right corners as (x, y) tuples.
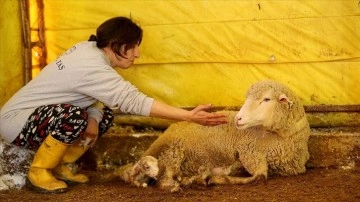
(260, 98), (271, 104)
(145, 165), (150, 170)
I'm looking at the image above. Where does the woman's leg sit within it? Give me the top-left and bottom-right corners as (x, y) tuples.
(53, 106), (114, 184)
(12, 104), (88, 149)
(14, 104), (88, 193)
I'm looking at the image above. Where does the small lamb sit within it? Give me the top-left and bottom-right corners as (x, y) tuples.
(141, 80), (310, 192)
(104, 156), (159, 188)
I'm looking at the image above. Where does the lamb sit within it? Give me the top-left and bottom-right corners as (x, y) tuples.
(102, 156), (159, 188)
(141, 80), (310, 192)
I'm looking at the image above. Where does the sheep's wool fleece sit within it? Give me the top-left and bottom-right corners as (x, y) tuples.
(143, 80), (310, 177)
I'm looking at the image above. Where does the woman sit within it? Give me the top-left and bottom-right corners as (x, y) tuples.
(0, 16), (227, 193)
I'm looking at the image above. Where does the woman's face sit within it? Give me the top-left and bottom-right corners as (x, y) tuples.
(111, 44), (140, 69)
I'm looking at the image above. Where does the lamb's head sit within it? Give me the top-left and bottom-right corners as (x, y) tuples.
(139, 156), (159, 179)
(234, 80), (306, 136)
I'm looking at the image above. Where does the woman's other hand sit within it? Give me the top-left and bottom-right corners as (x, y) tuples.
(80, 117), (99, 148)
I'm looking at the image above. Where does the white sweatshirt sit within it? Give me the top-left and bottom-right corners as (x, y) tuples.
(0, 41), (154, 143)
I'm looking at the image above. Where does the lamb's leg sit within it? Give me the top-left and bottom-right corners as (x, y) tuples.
(100, 163), (133, 183)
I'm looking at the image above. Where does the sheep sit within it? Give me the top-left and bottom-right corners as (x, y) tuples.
(102, 156), (159, 188)
(141, 80), (310, 192)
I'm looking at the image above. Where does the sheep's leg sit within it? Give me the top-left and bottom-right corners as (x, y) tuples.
(157, 141), (185, 192)
(158, 169), (181, 192)
(208, 171), (267, 185)
(280, 149), (308, 176)
(181, 166), (210, 187)
(209, 153), (268, 185)
(181, 175), (207, 187)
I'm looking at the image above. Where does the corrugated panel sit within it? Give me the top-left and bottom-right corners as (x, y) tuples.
(118, 61), (360, 106)
(40, 0), (360, 107)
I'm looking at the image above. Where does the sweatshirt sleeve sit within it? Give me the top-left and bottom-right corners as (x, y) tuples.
(75, 67), (154, 116)
(86, 101), (104, 123)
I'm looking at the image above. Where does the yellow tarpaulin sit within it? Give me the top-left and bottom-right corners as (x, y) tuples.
(41, 0), (360, 107)
(1, 0), (359, 109)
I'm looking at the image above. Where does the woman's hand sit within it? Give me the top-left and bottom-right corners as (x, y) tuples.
(188, 104), (228, 126)
(150, 100), (228, 126)
(80, 117), (99, 148)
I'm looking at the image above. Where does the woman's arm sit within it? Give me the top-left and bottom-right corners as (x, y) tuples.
(149, 100), (227, 126)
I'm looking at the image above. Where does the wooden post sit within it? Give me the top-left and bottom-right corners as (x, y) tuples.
(19, 0), (32, 83)
(36, 0), (47, 69)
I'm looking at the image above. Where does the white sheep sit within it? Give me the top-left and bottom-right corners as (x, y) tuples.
(141, 80), (310, 192)
(103, 155), (159, 188)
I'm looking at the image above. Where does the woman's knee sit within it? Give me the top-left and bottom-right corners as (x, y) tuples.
(51, 104), (88, 144)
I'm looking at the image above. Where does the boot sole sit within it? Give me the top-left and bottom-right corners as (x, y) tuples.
(26, 178), (68, 194)
(54, 174), (89, 186)
(54, 175), (89, 186)
(63, 179), (83, 186)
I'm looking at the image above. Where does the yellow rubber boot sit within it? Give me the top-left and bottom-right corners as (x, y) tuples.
(27, 135), (69, 194)
(53, 143), (90, 184)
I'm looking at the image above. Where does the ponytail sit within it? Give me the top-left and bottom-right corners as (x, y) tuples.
(88, 34), (97, 41)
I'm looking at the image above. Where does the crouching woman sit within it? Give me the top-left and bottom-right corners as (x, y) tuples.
(6, 103), (113, 194)
(0, 16), (227, 194)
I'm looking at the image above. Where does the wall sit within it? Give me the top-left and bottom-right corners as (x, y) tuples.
(2, 1), (360, 109)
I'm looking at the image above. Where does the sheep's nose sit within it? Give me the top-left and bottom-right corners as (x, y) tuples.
(234, 116), (244, 128)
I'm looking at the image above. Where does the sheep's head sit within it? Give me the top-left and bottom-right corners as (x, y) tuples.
(139, 156), (159, 179)
(234, 80), (300, 134)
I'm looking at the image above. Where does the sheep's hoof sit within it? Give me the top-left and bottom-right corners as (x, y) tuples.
(253, 174), (267, 184)
(170, 185), (181, 193)
(207, 175), (228, 186)
(158, 178), (180, 192)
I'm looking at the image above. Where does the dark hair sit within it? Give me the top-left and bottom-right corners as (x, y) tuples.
(88, 17), (143, 58)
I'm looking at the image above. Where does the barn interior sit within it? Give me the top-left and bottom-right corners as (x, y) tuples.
(0, 1), (359, 201)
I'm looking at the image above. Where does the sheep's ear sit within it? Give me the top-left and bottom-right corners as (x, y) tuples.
(130, 163), (142, 176)
(279, 93), (293, 107)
